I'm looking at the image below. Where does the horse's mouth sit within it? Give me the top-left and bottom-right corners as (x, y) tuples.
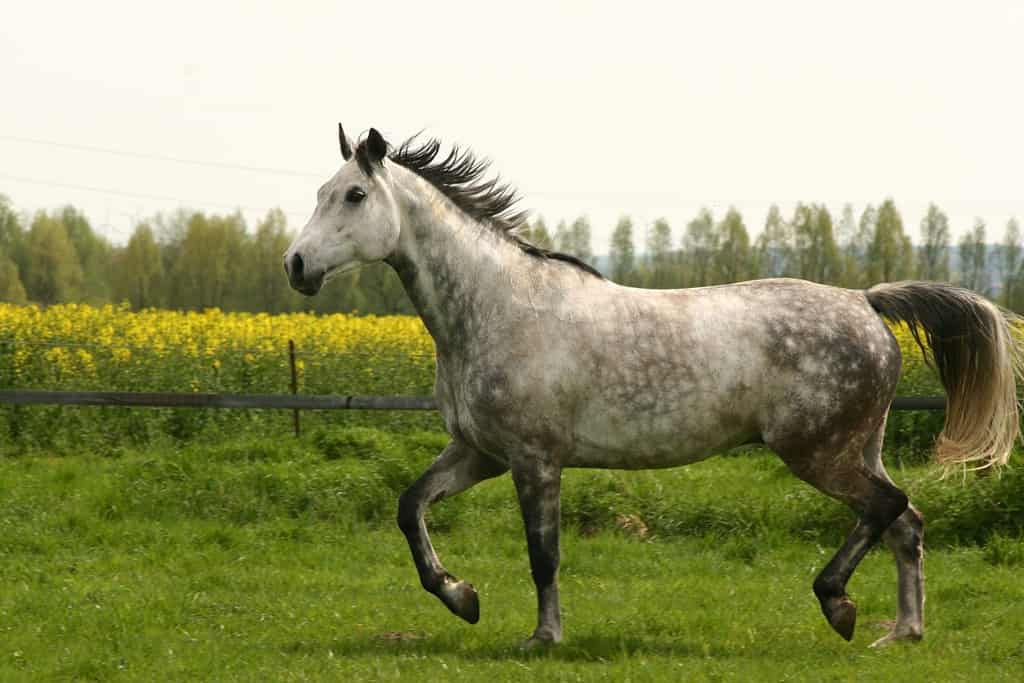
(289, 270), (324, 296)
(294, 281), (322, 296)
(322, 262), (363, 285)
(289, 262), (362, 296)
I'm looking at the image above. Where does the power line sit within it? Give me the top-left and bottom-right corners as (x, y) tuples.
(0, 172), (308, 219)
(0, 134), (322, 178)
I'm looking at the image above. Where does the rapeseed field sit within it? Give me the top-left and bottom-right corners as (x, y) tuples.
(0, 303), (943, 452)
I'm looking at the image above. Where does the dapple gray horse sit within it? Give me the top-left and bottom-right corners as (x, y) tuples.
(285, 125), (1022, 648)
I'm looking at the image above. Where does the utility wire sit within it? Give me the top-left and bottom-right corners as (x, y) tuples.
(0, 134), (322, 178)
(0, 172), (308, 219)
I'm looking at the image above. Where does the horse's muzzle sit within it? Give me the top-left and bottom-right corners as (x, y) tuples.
(284, 252), (324, 296)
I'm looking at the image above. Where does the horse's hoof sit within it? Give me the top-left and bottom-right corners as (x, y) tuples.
(825, 597), (857, 641)
(438, 578), (479, 624)
(869, 625), (923, 648)
(520, 631), (561, 650)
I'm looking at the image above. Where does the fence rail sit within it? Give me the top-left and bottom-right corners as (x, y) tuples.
(0, 389), (942, 412)
(0, 390), (437, 411)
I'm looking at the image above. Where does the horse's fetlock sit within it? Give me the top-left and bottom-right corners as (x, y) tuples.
(420, 574), (443, 593)
(813, 574), (844, 601)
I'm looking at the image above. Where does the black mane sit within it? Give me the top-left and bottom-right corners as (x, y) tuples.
(355, 134), (604, 279)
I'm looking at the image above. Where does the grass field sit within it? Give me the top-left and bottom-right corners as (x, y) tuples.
(2, 431), (1023, 681)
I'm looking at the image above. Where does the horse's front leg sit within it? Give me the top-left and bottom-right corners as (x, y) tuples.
(397, 441), (507, 623)
(511, 455), (563, 646)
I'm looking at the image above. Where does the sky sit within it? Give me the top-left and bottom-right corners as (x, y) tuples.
(1, 1), (1022, 250)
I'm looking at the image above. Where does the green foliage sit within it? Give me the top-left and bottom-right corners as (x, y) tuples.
(755, 204), (793, 278)
(0, 253), (27, 304)
(983, 532), (1024, 566)
(608, 216), (636, 284)
(554, 216), (595, 266)
(793, 203), (842, 284)
(713, 207), (751, 284)
(112, 222), (164, 309)
(21, 211), (84, 304)
(168, 211), (249, 310)
(247, 208), (295, 313)
(1, 430), (1023, 680)
(61, 205), (113, 304)
(918, 203), (951, 282)
(1000, 217), (1023, 310)
(5, 427), (1022, 546)
(959, 218), (989, 294)
(2, 194), (1020, 317)
(644, 217), (675, 288)
(868, 198), (914, 284)
(0, 196), (28, 304)
(908, 465), (1024, 545)
(682, 208), (716, 286)
(520, 217), (554, 250)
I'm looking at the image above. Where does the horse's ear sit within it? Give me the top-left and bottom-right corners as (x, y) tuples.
(366, 128), (388, 164)
(338, 123), (354, 160)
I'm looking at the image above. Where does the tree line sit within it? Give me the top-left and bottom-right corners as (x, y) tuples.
(522, 202), (1023, 310)
(1, 194), (1022, 314)
(0, 197), (410, 315)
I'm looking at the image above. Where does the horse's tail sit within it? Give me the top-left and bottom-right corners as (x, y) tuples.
(866, 281), (1024, 470)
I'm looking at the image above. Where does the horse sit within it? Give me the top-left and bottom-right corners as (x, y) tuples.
(284, 124), (1022, 648)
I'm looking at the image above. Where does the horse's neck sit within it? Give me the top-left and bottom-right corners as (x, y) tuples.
(386, 199), (527, 352)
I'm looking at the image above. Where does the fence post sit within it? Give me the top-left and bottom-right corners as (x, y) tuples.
(288, 339), (300, 437)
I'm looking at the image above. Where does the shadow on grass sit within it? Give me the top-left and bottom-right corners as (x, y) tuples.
(283, 629), (717, 663)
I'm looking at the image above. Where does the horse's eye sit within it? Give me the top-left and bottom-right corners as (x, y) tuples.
(345, 187), (367, 204)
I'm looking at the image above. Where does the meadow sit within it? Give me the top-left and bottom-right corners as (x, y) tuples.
(1, 304), (1022, 680)
(1, 432), (1023, 681)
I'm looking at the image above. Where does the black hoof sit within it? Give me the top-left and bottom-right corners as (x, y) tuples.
(438, 578), (480, 624)
(824, 596), (857, 641)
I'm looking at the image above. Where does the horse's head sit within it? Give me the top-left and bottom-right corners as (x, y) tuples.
(284, 124), (401, 296)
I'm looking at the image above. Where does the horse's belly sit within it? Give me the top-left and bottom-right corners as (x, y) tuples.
(565, 403), (758, 469)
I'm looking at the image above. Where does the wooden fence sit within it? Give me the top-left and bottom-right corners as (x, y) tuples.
(0, 335), (947, 438)
(0, 389), (944, 438)
(0, 390), (437, 411)
(0, 389), (943, 412)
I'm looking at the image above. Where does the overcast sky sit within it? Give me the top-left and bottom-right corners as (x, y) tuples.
(1, 1), (1022, 250)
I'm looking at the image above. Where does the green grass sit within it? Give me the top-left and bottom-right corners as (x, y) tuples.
(2, 433), (1023, 680)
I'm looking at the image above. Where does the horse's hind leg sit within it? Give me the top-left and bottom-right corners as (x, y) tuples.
(861, 420), (925, 647)
(781, 446), (909, 642)
(873, 505), (924, 646)
(397, 441), (508, 623)
(511, 455), (563, 646)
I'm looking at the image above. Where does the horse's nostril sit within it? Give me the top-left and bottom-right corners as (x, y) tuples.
(289, 253), (305, 281)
